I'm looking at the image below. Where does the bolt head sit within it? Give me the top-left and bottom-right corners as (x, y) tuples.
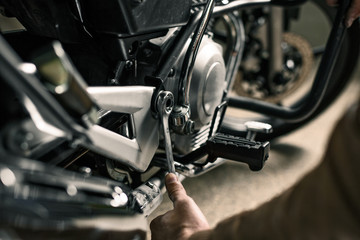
(185, 120), (195, 135)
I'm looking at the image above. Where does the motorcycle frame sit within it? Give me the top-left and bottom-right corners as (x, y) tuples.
(224, 0), (351, 123)
(0, 0), (352, 218)
(0, 0), (270, 173)
(0, 0), (350, 171)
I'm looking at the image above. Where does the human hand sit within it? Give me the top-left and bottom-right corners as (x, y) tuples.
(326, 0), (360, 27)
(150, 173), (209, 240)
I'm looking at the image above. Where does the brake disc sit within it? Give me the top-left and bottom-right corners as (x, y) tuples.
(233, 32), (313, 103)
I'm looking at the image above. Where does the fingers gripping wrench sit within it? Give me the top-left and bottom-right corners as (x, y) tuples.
(156, 91), (176, 173)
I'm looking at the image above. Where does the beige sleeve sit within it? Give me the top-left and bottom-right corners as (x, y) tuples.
(190, 100), (360, 240)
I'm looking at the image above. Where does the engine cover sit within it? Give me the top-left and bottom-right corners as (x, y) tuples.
(189, 36), (226, 130)
(174, 36), (226, 154)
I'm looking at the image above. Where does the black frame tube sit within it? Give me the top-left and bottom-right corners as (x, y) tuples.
(178, 0), (216, 106)
(226, 0), (351, 123)
(155, 12), (202, 80)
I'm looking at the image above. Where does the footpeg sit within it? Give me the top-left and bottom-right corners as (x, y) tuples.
(206, 133), (270, 171)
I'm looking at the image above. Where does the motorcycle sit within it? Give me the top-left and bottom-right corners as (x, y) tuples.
(0, 0), (359, 238)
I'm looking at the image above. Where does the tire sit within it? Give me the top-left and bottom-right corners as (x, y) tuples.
(222, 0), (360, 140)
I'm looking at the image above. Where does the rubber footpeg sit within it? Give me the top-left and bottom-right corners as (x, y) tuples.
(206, 133), (270, 171)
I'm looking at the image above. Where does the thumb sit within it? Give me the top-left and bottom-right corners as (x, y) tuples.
(165, 173), (187, 204)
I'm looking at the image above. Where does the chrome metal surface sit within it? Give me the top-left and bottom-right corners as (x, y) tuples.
(175, 158), (227, 177)
(174, 124), (211, 154)
(156, 91), (176, 173)
(74, 0), (93, 38)
(223, 13), (246, 95)
(0, 35), (79, 137)
(189, 36), (226, 130)
(169, 0), (216, 136)
(132, 177), (163, 217)
(170, 105), (193, 134)
(85, 86), (159, 172)
(213, 0), (271, 16)
(179, 0), (216, 107)
(1, 32), (161, 172)
(3, 118), (61, 158)
(33, 42), (100, 126)
(0, 152), (134, 229)
(22, 96), (67, 138)
(245, 121), (273, 141)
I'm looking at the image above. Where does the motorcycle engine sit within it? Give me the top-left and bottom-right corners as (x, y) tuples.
(173, 35), (226, 154)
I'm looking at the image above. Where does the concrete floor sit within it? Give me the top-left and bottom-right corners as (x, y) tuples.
(148, 49), (360, 233)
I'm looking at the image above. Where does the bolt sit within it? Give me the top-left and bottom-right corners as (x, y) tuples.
(168, 68), (175, 78)
(125, 60), (133, 69)
(66, 185), (78, 196)
(79, 166), (92, 176)
(0, 168), (16, 187)
(14, 131), (34, 153)
(185, 120), (195, 135)
(257, 17), (265, 25)
(109, 78), (119, 85)
(25, 133), (34, 141)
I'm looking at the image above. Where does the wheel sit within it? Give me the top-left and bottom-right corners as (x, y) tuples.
(222, 0), (360, 140)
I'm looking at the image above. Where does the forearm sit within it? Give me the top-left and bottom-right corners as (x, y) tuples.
(190, 99), (360, 240)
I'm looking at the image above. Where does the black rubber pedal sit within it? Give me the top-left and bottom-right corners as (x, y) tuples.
(206, 133), (270, 171)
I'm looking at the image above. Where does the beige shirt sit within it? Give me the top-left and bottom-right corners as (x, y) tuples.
(190, 100), (360, 240)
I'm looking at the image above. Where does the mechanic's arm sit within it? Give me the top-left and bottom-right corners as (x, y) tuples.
(151, 99), (360, 240)
(327, 0), (360, 27)
(150, 173), (209, 240)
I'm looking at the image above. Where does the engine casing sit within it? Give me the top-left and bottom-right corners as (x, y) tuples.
(174, 36), (226, 154)
(189, 36), (226, 130)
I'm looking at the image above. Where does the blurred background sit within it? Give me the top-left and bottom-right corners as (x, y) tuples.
(148, 0), (360, 231)
(148, 60), (359, 229)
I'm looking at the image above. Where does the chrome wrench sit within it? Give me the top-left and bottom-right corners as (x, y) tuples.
(156, 91), (176, 173)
